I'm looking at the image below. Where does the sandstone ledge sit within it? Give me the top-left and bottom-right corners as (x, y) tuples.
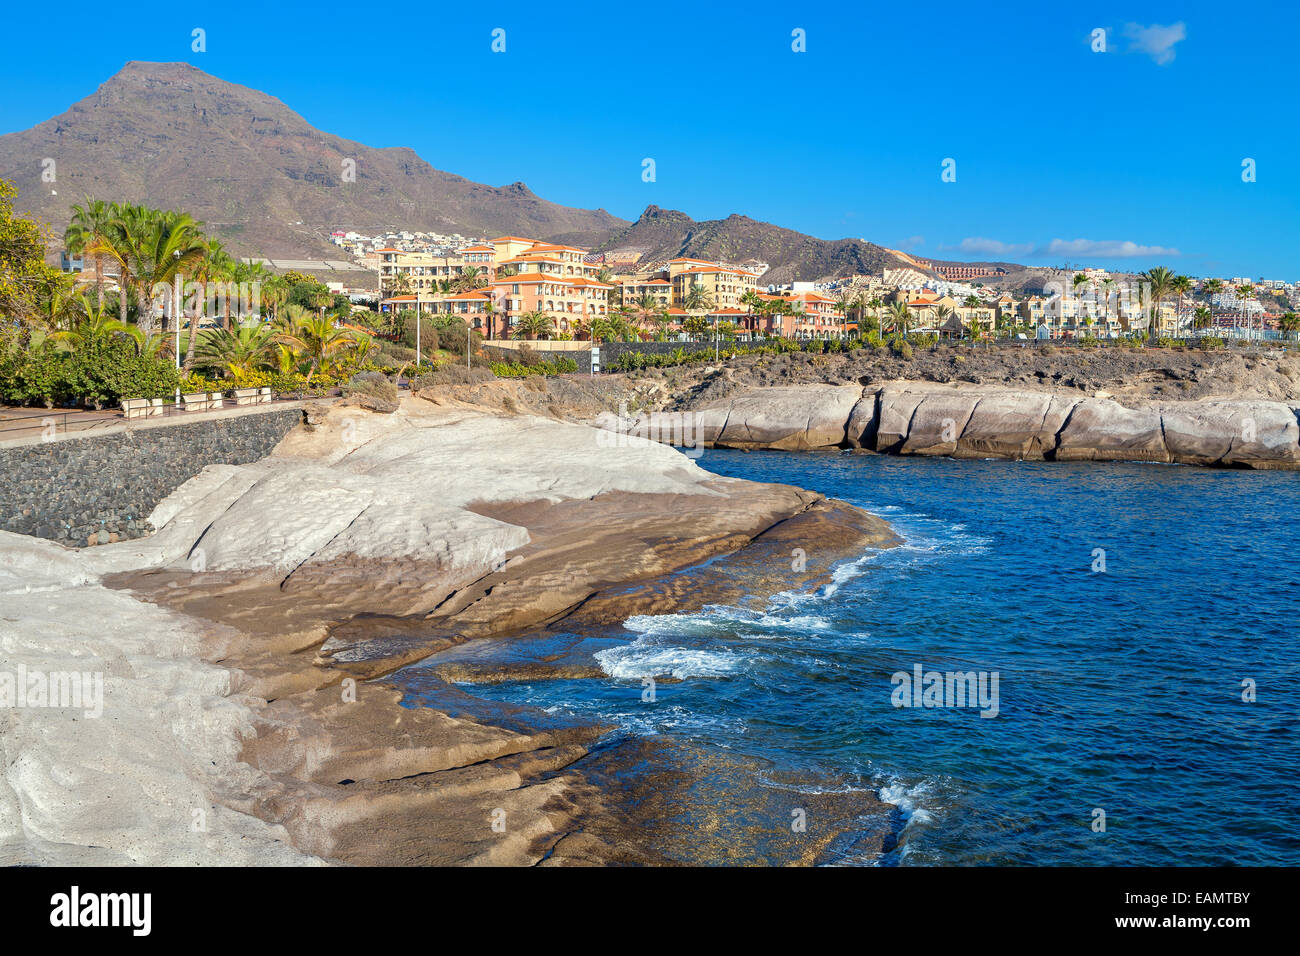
(1, 397), (897, 866)
(607, 382), (1300, 470)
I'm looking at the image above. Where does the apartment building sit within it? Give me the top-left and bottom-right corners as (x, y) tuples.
(755, 291), (847, 338)
(379, 236), (612, 338)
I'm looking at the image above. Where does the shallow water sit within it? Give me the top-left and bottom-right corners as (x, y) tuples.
(398, 451), (1300, 865)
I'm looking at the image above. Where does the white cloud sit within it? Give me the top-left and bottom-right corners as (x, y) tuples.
(1042, 238), (1180, 257)
(1123, 22), (1186, 65)
(957, 237), (1032, 257)
(896, 235), (925, 250)
(948, 236), (1181, 260)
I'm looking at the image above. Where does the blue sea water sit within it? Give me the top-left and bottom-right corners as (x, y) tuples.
(409, 451), (1300, 865)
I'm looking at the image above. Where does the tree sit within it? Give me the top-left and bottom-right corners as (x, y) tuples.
(260, 273), (289, 322)
(65, 198), (116, 310)
(935, 304), (954, 337)
(683, 316), (711, 337)
(48, 295), (134, 352)
(1139, 266), (1175, 343)
(1171, 275), (1192, 336)
(275, 312), (365, 384)
(1278, 312), (1300, 339)
(511, 311), (553, 341)
(1236, 284), (1255, 335)
(886, 300), (912, 339)
(196, 323), (278, 377)
(683, 282), (714, 313)
(0, 179), (64, 326)
(454, 266), (486, 292)
(94, 204), (207, 334)
(635, 292), (663, 334)
(1072, 272), (1089, 313)
(184, 239), (232, 369)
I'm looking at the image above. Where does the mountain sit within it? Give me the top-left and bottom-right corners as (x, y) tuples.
(587, 205), (916, 283)
(0, 61), (626, 259)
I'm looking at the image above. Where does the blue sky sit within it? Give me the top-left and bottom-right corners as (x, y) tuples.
(3, 1), (1297, 278)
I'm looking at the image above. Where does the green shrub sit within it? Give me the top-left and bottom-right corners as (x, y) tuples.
(0, 336), (181, 408)
(490, 355), (579, 377)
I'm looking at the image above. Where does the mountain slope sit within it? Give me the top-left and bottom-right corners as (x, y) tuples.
(589, 205), (915, 283)
(0, 61), (625, 258)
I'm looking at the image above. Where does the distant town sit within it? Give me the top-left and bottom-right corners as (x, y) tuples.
(58, 223), (1300, 343)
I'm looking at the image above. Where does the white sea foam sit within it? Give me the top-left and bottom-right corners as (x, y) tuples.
(594, 642), (744, 680)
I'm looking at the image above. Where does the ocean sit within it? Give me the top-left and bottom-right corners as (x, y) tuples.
(397, 450), (1299, 865)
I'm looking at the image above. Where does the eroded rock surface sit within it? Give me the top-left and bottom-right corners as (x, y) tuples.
(632, 381), (1300, 469)
(1, 396), (896, 866)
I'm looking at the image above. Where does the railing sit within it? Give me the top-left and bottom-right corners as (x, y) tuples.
(0, 390), (327, 441)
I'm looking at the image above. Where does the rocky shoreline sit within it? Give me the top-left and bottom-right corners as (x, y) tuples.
(602, 381), (1300, 470)
(0, 395), (896, 866)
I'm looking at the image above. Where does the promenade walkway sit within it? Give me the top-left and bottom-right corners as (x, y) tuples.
(0, 394), (330, 447)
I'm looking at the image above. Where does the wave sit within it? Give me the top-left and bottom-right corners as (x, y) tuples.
(594, 642), (747, 680)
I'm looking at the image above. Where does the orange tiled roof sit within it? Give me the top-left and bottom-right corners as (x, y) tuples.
(527, 242), (586, 253)
(499, 254), (565, 264)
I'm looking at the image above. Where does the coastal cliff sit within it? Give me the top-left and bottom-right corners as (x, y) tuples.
(601, 382), (1300, 470)
(0, 396), (896, 866)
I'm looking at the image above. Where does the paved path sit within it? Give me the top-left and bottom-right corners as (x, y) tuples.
(0, 396), (329, 447)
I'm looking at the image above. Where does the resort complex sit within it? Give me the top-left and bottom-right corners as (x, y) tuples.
(376, 237), (864, 340)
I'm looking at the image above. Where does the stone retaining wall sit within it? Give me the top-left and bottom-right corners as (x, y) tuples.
(0, 408), (303, 546)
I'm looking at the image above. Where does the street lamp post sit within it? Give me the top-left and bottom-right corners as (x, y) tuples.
(174, 257), (183, 406)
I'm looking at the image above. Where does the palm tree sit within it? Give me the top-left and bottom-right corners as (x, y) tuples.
(1278, 312), (1300, 340)
(118, 323), (170, 359)
(1236, 284), (1255, 336)
(454, 266), (485, 292)
(1171, 275), (1192, 336)
(85, 201), (138, 324)
(1193, 306), (1214, 334)
(196, 323), (278, 376)
(1101, 277), (1116, 334)
(260, 273), (289, 323)
(1072, 272), (1089, 317)
(116, 205), (208, 334)
(275, 312), (364, 385)
(740, 289), (764, 338)
(935, 304), (954, 338)
(511, 310), (553, 341)
(635, 292), (663, 333)
(684, 282), (714, 313)
(183, 239), (232, 369)
(65, 199), (115, 310)
(886, 300), (912, 339)
(48, 295), (134, 352)
(481, 299), (499, 342)
(1139, 266), (1176, 343)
